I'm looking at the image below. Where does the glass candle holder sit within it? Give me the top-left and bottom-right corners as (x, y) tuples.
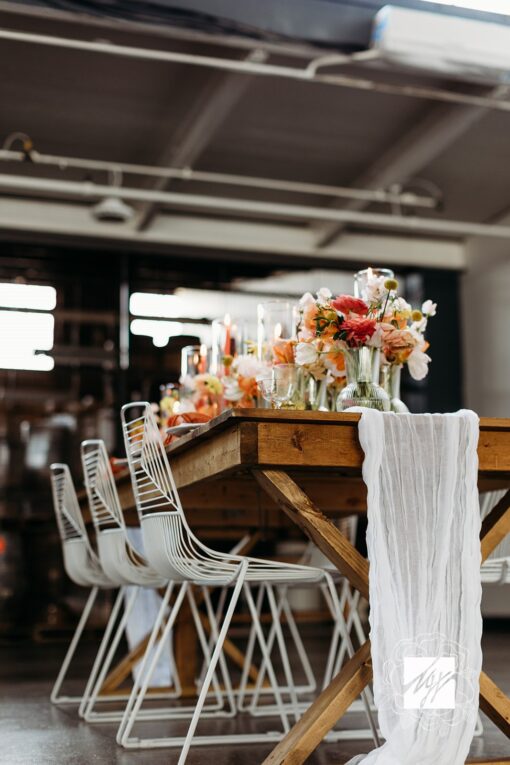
(257, 300), (296, 363)
(181, 344), (210, 378)
(354, 267), (395, 299)
(211, 315), (243, 375)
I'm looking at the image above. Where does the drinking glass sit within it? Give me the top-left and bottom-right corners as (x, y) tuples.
(273, 364), (299, 409)
(256, 375), (276, 407)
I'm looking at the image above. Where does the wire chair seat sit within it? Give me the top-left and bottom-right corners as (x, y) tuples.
(81, 440), (166, 589)
(141, 512), (325, 586)
(50, 463), (115, 589)
(62, 537), (115, 588)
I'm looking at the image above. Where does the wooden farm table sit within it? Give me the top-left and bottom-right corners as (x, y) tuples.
(116, 409), (510, 764)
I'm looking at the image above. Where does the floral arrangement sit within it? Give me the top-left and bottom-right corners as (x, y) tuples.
(223, 354), (267, 408)
(178, 372), (224, 417)
(296, 277), (436, 382)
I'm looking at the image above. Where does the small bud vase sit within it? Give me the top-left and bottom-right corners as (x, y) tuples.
(306, 375), (330, 411)
(336, 347), (390, 412)
(380, 363), (409, 413)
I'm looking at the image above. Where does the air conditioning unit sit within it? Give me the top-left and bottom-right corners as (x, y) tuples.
(372, 5), (510, 83)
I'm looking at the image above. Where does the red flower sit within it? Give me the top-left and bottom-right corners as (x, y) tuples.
(332, 295), (369, 316)
(340, 316), (377, 347)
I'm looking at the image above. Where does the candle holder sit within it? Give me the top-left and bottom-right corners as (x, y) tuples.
(211, 315), (243, 375)
(181, 344), (210, 379)
(257, 300), (296, 363)
(354, 267), (395, 299)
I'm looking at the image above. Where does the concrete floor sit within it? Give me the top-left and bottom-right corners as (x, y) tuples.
(1, 624), (509, 765)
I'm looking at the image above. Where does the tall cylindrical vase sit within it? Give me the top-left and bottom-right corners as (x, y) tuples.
(336, 347), (390, 412)
(380, 363), (409, 413)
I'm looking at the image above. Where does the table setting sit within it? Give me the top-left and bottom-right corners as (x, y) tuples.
(69, 266), (509, 763)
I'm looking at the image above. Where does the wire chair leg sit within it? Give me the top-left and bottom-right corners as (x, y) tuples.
(186, 586), (227, 712)
(177, 564), (247, 765)
(243, 581), (291, 735)
(200, 585), (237, 716)
(119, 582), (188, 748)
(78, 587), (125, 718)
(322, 572), (380, 747)
(265, 584), (300, 723)
(322, 580), (349, 689)
(279, 588), (316, 694)
(51, 586), (99, 705)
(84, 586), (139, 721)
(237, 583), (264, 711)
(196, 585), (227, 687)
(116, 581), (175, 744)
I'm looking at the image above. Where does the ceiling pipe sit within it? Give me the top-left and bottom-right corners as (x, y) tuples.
(1, 172), (510, 241)
(0, 148), (436, 209)
(1, 27), (510, 113)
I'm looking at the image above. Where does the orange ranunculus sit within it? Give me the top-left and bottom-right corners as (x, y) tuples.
(381, 326), (418, 363)
(272, 339), (295, 364)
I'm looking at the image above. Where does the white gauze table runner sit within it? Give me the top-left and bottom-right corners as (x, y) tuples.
(347, 409), (482, 765)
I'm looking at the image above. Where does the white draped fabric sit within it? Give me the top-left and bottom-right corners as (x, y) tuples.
(347, 409), (482, 765)
(125, 528), (173, 686)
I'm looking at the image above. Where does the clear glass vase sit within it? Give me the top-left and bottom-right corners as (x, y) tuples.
(380, 363), (409, 413)
(306, 375), (330, 411)
(336, 347), (390, 412)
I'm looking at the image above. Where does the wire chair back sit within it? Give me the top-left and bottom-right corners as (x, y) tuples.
(81, 440), (126, 534)
(50, 463), (90, 545)
(121, 402), (182, 521)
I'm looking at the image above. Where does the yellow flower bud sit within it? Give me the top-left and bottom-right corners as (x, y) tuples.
(384, 278), (398, 291)
(412, 309), (423, 322)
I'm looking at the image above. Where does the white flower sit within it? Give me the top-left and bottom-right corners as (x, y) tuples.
(299, 291), (315, 308)
(411, 317), (428, 335)
(422, 299), (437, 317)
(407, 347), (431, 380)
(361, 275), (387, 304)
(179, 374), (196, 392)
(233, 354), (266, 379)
(295, 341), (319, 366)
(316, 287), (332, 303)
(223, 379), (244, 402)
(392, 296), (412, 314)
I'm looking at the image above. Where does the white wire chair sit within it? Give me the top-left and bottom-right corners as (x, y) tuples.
(79, 439), (186, 722)
(118, 402), (379, 761)
(49, 462), (119, 706)
(80, 439), (233, 727)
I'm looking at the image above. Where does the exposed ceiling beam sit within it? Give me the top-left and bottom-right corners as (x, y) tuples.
(0, 197), (465, 270)
(314, 87), (508, 248)
(0, 174), (507, 242)
(135, 49), (266, 231)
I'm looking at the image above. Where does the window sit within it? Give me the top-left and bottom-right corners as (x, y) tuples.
(129, 292), (211, 347)
(0, 283), (56, 371)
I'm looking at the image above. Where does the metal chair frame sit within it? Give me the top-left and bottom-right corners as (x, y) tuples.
(117, 402), (379, 761)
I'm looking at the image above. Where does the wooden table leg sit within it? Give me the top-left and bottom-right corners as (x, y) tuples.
(255, 469), (510, 764)
(263, 641), (372, 765)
